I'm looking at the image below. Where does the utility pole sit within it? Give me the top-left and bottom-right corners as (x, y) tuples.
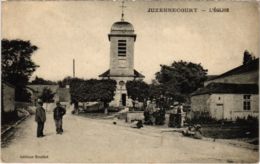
(73, 59), (75, 78)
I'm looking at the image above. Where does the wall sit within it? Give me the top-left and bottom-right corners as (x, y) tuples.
(192, 93), (259, 120)
(108, 76), (135, 107)
(109, 36), (135, 76)
(204, 71), (258, 86)
(191, 94), (210, 113)
(2, 83), (15, 112)
(210, 94), (259, 120)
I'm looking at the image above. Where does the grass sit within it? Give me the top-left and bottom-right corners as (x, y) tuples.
(186, 115), (259, 140)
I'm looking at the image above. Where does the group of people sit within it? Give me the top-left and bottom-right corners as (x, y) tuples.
(144, 99), (166, 125)
(35, 99), (66, 138)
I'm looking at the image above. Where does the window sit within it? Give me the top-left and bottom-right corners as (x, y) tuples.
(243, 95), (251, 110)
(118, 40), (126, 56)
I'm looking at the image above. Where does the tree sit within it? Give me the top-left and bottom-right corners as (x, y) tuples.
(126, 80), (149, 108)
(92, 79), (117, 108)
(2, 39), (38, 101)
(155, 60), (207, 102)
(69, 77), (88, 102)
(58, 76), (74, 88)
(243, 50), (255, 65)
(30, 76), (57, 85)
(69, 79), (117, 110)
(39, 88), (55, 103)
(39, 88), (55, 109)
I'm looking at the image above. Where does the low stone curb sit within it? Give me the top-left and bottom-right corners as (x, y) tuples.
(1, 110), (30, 135)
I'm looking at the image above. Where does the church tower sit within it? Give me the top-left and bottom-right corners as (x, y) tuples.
(99, 1), (144, 107)
(109, 19), (136, 77)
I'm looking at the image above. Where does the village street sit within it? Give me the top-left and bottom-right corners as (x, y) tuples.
(1, 109), (258, 163)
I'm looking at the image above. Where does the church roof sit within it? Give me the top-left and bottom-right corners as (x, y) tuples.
(111, 21), (134, 32)
(99, 69), (145, 78)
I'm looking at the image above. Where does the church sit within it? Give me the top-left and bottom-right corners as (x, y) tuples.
(99, 5), (144, 107)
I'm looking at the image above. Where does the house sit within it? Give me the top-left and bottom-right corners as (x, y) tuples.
(54, 86), (71, 106)
(204, 58), (258, 86)
(2, 82), (15, 112)
(191, 58), (259, 121)
(26, 84), (71, 105)
(26, 84), (59, 105)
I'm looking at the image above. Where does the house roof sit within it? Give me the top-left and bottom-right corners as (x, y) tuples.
(191, 83), (259, 96)
(206, 75), (219, 81)
(207, 58), (259, 82)
(99, 69), (145, 78)
(26, 84), (59, 93)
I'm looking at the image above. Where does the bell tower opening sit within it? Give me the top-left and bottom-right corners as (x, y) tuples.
(118, 40), (127, 57)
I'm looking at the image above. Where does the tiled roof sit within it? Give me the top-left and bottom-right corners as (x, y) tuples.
(206, 75), (218, 81)
(191, 83), (258, 96)
(207, 58), (259, 81)
(99, 69), (145, 78)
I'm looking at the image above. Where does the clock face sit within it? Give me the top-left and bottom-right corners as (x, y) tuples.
(119, 81), (125, 86)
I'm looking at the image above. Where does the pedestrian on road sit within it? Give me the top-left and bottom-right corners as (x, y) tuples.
(53, 101), (66, 134)
(35, 99), (46, 138)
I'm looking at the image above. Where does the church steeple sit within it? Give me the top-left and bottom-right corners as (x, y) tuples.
(99, 1), (144, 107)
(120, 0), (126, 21)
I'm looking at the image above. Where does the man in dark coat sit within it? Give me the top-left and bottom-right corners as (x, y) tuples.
(35, 99), (46, 138)
(53, 102), (66, 134)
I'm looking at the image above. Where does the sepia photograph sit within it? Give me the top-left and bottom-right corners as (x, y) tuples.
(1, 0), (259, 163)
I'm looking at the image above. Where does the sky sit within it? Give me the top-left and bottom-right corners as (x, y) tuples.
(2, 0), (260, 83)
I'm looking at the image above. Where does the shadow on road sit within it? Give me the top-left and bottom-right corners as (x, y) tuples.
(1, 127), (19, 148)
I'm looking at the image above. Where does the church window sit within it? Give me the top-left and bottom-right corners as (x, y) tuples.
(243, 95), (251, 110)
(118, 40), (126, 56)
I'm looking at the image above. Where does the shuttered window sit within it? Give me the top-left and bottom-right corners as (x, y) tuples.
(118, 40), (126, 56)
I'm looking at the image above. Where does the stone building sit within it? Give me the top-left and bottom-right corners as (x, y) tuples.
(191, 58), (259, 120)
(55, 86), (71, 106)
(99, 16), (144, 107)
(26, 84), (59, 105)
(26, 84), (71, 105)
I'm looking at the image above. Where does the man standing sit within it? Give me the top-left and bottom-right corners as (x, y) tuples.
(53, 102), (66, 134)
(35, 99), (46, 138)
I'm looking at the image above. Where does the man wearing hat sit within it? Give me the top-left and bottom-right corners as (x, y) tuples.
(35, 99), (46, 138)
(53, 101), (66, 134)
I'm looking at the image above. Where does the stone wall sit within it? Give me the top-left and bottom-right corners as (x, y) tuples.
(191, 93), (259, 120)
(2, 83), (15, 112)
(109, 37), (135, 76)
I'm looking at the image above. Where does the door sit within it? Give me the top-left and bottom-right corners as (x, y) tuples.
(121, 94), (126, 106)
(214, 104), (224, 120)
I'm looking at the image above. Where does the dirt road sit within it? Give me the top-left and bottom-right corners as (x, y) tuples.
(1, 110), (258, 163)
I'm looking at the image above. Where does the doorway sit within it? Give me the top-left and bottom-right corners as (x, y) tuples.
(214, 104), (224, 120)
(121, 94), (126, 106)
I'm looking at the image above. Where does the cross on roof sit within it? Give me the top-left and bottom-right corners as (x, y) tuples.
(120, 0), (127, 21)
